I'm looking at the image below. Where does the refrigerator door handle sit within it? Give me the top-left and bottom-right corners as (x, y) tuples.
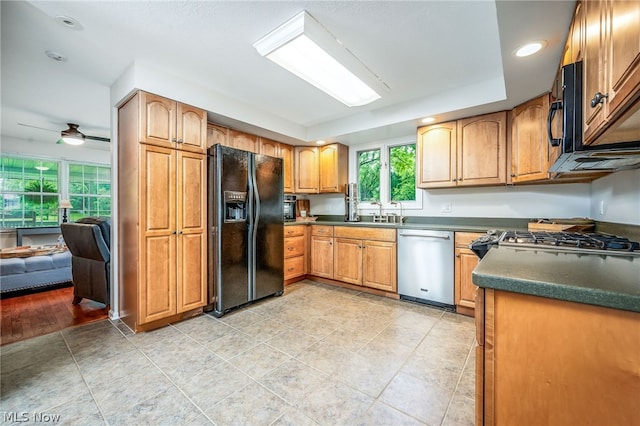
(250, 156), (260, 301)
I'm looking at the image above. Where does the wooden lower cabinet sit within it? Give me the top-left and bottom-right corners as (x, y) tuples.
(333, 238), (362, 284)
(309, 226), (334, 279)
(454, 232), (482, 317)
(476, 289), (640, 425)
(328, 227), (397, 292)
(284, 225), (306, 281)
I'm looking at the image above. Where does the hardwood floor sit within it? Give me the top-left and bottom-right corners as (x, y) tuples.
(0, 286), (109, 346)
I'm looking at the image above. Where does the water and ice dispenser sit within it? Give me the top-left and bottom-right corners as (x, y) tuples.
(224, 191), (247, 222)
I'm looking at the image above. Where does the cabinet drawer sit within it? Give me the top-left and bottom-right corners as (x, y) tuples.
(284, 256), (305, 279)
(312, 225), (334, 236)
(455, 232), (484, 248)
(284, 235), (305, 258)
(284, 225), (305, 237)
(334, 226), (396, 242)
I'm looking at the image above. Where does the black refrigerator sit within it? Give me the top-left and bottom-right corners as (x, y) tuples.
(207, 144), (284, 317)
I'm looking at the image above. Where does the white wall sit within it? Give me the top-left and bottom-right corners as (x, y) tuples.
(590, 169), (640, 225)
(307, 182), (592, 219)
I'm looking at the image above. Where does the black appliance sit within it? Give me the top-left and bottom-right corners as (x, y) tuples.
(207, 144), (284, 317)
(547, 61), (640, 173)
(284, 194), (296, 222)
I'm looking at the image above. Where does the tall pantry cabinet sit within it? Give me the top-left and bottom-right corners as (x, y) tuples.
(118, 91), (207, 332)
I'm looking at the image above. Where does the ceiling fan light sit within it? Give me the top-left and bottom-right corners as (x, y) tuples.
(61, 123), (86, 145)
(61, 136), (85, 145)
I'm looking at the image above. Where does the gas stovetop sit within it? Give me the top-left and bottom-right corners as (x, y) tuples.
(498, 230), (640, 256)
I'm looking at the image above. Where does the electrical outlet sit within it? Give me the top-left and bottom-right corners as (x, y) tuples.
(600, 200), (605, 215)
(441, 202), (452, 213)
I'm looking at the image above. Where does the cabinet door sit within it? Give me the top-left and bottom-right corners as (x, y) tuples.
(280, 144), (294, 194)
(228, 130), (258, 153)
(455, 248), (479, 312)
(310, 235), (333, 278)
(606, 0), (640, 117)
(333, 238), (362, 285)
(176, 103), (206, 153)
(319, 144), (347, 193)
(259, 137), (281, 157)
(417, 122), (457, 188)
(583, 0), (607, 143)
(139, 92), (176, 148)
(457, 111), (507, 186)
(139, 145), (177, 323)
(207, 124), (228, 149)
(510, 95), (551, 183)
(176, 152), (206, 313)
(294, 146), (319, 193)
(362, 241), (396, 292)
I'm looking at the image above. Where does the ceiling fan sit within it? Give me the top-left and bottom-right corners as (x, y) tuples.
(18, 122), (110, 145)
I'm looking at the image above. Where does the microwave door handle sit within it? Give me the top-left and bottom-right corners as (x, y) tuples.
(547, 100), (563, 147)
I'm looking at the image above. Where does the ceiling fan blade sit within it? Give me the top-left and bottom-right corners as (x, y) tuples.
(18, 122), (58, 133)
(85, 135), (110, 143)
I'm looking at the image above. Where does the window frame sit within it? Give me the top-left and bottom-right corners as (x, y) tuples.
(350, 136), (422, 212)
(0, 154), (111, 229)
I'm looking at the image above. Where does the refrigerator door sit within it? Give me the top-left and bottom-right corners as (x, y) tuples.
(252, 153), (284, 300)
(208, 145), (251, 315)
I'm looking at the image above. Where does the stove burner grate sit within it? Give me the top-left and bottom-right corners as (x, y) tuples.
(500, 231), (640, 253)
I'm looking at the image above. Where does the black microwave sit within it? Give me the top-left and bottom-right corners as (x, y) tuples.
(284, 195), (296, 221)
(548, 61), (640, 173)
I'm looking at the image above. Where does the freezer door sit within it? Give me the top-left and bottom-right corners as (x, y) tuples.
(252, 153), (284, 300)
(209, 145), (251, 314)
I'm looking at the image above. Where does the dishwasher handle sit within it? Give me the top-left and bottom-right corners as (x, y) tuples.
(399, 232), (451, 240)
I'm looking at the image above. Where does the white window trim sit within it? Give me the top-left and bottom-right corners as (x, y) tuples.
(349, 136), (423, 213)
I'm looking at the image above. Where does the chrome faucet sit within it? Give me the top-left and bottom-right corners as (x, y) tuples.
(390, 201), (404, 224)
(371, 200), (384, 222)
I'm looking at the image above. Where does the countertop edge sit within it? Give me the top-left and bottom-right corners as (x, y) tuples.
(473, 265), (640, 314)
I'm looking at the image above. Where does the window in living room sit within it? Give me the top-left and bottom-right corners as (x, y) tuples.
(68, 163), (111, 221)
(0, 157), (60, 228)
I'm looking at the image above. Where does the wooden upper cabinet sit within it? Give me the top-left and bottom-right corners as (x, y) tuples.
(583, 0), (607, 143)
(510, 94), (552, 183)
(417, 122), (457, 188)
(228, 130), (258, 153)
(139, 92), (176, 148)
(583, 0), (640, 145)
(457, 111), (507, 186)
(319, 143), (348, 193)
(176, 103), (207, 153)
(563, 2), (585, 66)
(280, 144), (294, 194)
(417, 112), (507, 189)
(294, 146), (319, 193)
(259, 137), (281, 157)
(138, 91), (205, 153)
(207, 123), (228, 149)
(606, 0), (640, 119)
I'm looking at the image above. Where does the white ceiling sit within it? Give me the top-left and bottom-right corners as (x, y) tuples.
(1, 0), (575, 148)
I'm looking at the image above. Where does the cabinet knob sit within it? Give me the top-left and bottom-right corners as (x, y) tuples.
(172, 138), (177, 143)
(287, 267), (294, 272)
(590, 92), (608, 108)
(452, 178), (458, 182)
(456, 254), (460, 258)
(172, 231), (177, 235)
(178, 231), (183, 235)
(287, 247), (294, 251)
(511, 173), (516, 177)
(177, 139), (183, 143)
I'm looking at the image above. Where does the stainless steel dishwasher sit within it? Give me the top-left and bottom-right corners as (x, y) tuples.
(398, 229), (454, 309)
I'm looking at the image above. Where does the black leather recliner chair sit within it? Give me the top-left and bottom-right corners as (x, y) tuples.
(60, 217), (111, 306)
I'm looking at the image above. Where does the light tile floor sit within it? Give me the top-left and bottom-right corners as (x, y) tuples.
(0, 280), (476, 425)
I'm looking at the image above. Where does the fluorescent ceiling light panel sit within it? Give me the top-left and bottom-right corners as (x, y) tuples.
(254, 11), (384, 107)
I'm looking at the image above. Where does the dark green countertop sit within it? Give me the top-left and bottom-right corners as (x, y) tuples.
(473, 246), (640, 313)
(285, 216), (530, 233)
